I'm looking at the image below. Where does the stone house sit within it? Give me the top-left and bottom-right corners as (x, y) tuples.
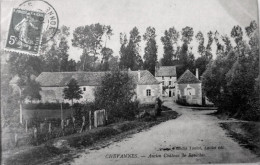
(36, 70), (161, 104)
(176, 69), (202, 105)
(155, 66), (177, 99)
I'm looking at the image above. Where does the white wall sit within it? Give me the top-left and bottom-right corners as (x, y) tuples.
(40, 86), (96, 104)
(155, 76), (177, 98)
(136, 84), (161, 104)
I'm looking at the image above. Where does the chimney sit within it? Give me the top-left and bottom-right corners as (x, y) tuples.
(138, 70), (141, 81)
(196, 68), (199, 79)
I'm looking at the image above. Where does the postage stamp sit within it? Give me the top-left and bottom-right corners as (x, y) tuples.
(5, 0), (59, 55)
(5, 8), (45, 55)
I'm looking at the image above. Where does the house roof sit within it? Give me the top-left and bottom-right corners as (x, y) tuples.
(176, 70), (201, 84)
(36, 70), (159, 87)
(155, 66), (176, 77)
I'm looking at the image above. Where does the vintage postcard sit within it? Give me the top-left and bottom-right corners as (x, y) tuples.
(1, 0), (260, 165)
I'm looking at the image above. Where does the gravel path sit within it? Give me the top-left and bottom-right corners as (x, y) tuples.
(67, 101), (259, 164)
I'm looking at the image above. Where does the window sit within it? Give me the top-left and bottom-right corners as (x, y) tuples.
(162, 76), (164, 80)
(162, 81), (164, 86)
(169, 81), (171, 85)
(83, 87), (86, 91)
(146, 89), (151, 96)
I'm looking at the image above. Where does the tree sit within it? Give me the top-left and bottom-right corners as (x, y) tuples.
(94, 68), (137, 121)
(202, 21), (260, 121)
(177, 26), (195, 77)
(195, 31), (205, 56)
(41, 26), (76, 72)
(22, 79), (41, 102)
(205, 31), (213, 60)
(161, 27), (179, 66)
(72, 24), (113, 71)
(143, 27), (158, 75)
(194, 31), (214, 77)
(63, 78), (83, 105)
(181, 26), (194, 44)
(119, 27), (143, 70)
(231, 25), (243, 46)
(108, 56), (119, 70)
(100, 47), (113, 71)
(8, 53), (43, 78)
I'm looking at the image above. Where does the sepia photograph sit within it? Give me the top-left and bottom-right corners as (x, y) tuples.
(1, 0), (260, 164)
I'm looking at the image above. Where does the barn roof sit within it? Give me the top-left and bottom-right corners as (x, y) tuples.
(176, 70), (201, 84)
(155, 66), (176, 77)
(36, 70), (159, 87)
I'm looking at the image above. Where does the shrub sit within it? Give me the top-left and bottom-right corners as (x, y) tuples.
(24, 102), (71, 110)
(94, 69), (139, 122)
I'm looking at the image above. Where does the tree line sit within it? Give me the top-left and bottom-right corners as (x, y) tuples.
(202, 21), (259, 121)
(6, 23), (221, 78)
(3, 21), (259, 121)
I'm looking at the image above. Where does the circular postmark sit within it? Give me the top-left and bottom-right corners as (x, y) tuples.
(11, 0), (59, 46)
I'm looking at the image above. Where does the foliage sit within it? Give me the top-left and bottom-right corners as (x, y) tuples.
(24, 102), (71, 110)
(63, 78), (83, 105)
(94, 68), (138, 122)
(161, 27), (179, 66)
(8, 53), (43, 78)
(41, 26), (77, 72)
(195, 31), (205, 56)
(72, 24), (113, 71)
(119, 27), (143, 70)
(22, 79), (41, 102)
(181, 26), (194, 44)
(202, 21), (259, 121)
(100, 47), (113, 71)
(176, 43), (195, 78)
(143, 27), (158, 75)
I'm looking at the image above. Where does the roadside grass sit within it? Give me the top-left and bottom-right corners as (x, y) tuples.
(2, 110), (179, 165)
(220, 122), (260, 156)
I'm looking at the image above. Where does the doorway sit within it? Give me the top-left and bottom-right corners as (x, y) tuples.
(169, 91), (172, 97)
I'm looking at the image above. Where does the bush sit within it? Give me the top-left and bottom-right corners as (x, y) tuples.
(94, 69), (139, 123)
(24, 102), (71, 110)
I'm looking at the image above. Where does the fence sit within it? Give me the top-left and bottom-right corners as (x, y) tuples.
(3, 109), (108, 151)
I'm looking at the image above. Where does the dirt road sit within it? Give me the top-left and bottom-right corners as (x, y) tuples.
(67, 101), (259, 164)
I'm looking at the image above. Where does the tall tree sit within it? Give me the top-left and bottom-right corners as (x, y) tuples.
(72, 24), (113, 71)
(177, 26), (195, 77)
(203, 21), (259, 121)
(161, 27), (179, 66)
(195, 31), (205, 56)
(181, 26), (194, 44)
(205, 31), (213, 60)
(41, 26), (76, 72)
(194, 31), (213, 76)
(100, 47), (113, 71)
(143, 27), (158, 75)
(63, 78), (83, 105)
(119, 27), (143, 70)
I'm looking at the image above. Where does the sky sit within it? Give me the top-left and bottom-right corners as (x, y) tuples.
(1, 0), (259, 62)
